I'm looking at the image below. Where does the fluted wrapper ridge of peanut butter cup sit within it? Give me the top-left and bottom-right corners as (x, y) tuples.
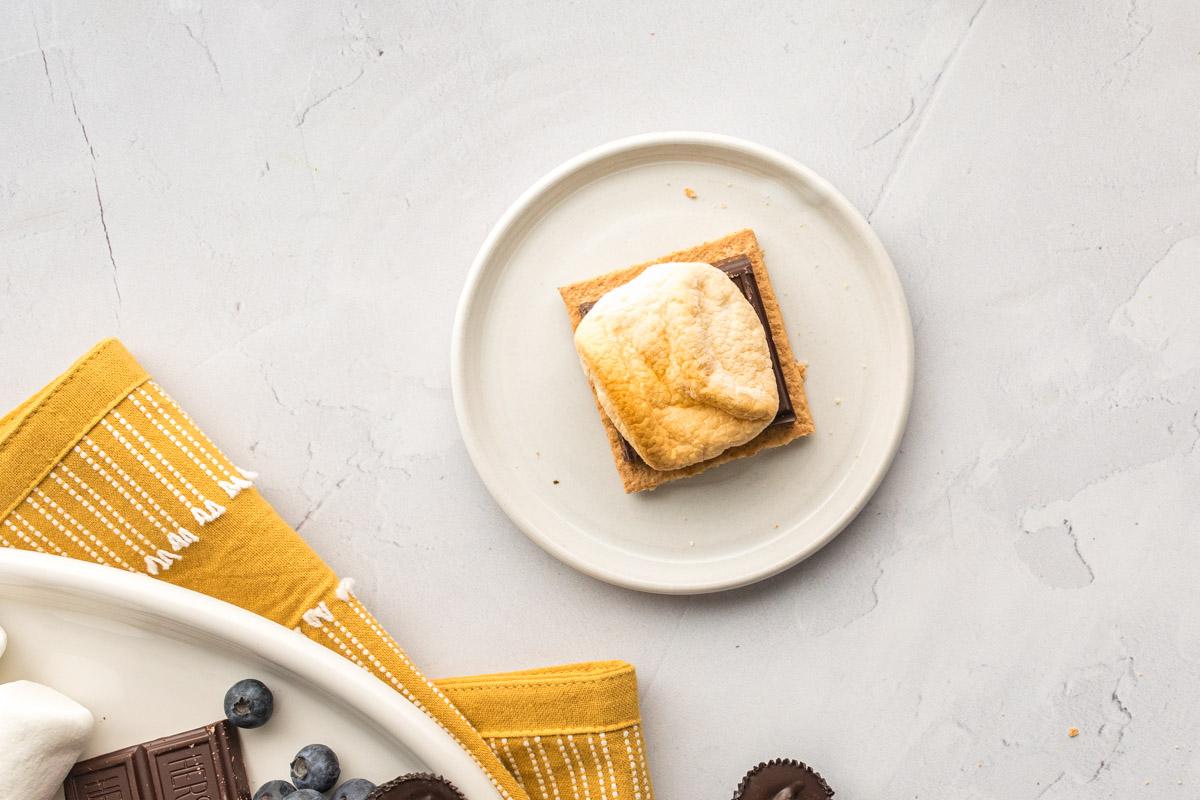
(732, 758), (834, 800)
(367, 773), (466, 800)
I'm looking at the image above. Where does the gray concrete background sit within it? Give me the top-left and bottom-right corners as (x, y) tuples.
(2, 2), (1199, 797)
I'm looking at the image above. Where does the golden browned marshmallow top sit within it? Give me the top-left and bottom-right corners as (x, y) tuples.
(573, 261), (779, 471)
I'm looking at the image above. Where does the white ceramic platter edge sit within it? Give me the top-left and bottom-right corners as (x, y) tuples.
(0, 549), (503, 800)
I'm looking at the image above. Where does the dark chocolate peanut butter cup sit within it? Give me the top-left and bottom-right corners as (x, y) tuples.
(733, 758), (834, 800)
(367, 773), (466, 800)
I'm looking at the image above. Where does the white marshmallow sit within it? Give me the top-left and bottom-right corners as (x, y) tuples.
(0, 680), (94, 800)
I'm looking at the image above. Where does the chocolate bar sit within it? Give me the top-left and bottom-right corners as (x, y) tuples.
(579, 254), (795, 464)
(711, 255), (797, 428)
(63, 720), (250, 800)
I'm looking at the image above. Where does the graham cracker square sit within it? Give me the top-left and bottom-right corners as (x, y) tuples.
(558, 228), (814, 492)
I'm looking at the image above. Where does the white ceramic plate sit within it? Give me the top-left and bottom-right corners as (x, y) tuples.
(452, 132), (912, 594)
(0, 549), (503, 800)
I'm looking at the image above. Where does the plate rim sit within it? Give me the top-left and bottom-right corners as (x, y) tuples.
(0, 548), (504, 800)
(451, 130), (914, 594)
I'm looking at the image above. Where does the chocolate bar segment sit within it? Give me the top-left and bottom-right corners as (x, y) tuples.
(62, 747), (151, 800)
(64, 720), (250, 800)
(578, 254), (795, 464)
(711, 255), (797, 428)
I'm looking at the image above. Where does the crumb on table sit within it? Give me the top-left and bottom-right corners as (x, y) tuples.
(1068, 727), (1080, 737)
(684, 187), (697, 199)
(552, 479), (560, 485)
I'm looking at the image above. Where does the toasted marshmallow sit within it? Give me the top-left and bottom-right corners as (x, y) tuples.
(574, 261), (778, 470)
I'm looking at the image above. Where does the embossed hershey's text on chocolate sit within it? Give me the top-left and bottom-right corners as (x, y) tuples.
(63, 720), (251, 800)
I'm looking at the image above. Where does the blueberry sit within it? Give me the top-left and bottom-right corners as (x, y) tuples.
(331, 779), (377, 800)
(253, 780), (295, 800)
(290, 744), (340, 792)
(223, 678), (274, 728)
(290, 791), (323, 800)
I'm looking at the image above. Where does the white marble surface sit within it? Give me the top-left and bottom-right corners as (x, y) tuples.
(2, 1), (1199, 797)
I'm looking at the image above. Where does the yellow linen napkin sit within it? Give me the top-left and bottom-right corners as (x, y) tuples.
(0, 339), (653, 800)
